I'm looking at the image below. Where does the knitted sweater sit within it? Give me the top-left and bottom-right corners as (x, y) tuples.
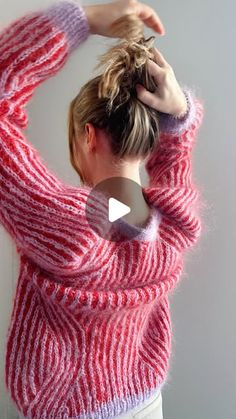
(0, 1), (204, 418)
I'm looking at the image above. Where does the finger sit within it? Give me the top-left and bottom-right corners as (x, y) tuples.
(135, 3), (165, 35)
(146, 58), (163, 82)
(152, 47), (169, 68)
(136, 84), (161, 110)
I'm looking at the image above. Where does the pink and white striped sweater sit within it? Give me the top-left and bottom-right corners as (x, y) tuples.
(0, 1), (204, 418)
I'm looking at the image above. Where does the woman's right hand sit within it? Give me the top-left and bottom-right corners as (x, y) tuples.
(136, 48), (188, 118)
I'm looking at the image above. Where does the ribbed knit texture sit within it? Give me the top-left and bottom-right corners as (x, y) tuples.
(0, 1), (204, 418)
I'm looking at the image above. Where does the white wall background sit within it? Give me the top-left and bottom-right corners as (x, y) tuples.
(0, 0), (235, 418)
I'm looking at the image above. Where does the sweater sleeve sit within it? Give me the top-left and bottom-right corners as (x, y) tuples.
(144, 86), (205, 251)
(0, 0), (90, 107)
(0, 1), (108, 274)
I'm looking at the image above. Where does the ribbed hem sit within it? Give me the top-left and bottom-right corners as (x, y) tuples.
(158, 86), (198, 136)
(45, 0), (90, 52)
(17, 382), (164, 418)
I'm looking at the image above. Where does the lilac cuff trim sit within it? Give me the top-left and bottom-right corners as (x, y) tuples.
(45, 0), (90, 52)
(158, 86), (198, 136)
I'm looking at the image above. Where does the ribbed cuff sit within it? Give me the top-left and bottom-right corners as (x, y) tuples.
(45, 0), (90, 52)
(158, 86), (198, 136)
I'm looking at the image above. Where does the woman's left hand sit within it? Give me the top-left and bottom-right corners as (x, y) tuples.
(83, 0), (165, 38)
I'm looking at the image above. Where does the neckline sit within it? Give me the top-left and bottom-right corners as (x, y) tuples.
(114, 205), (162, 242)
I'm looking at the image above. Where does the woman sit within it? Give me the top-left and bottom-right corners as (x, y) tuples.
(0, 0), (204, 418)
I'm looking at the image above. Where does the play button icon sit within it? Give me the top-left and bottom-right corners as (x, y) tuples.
(108, 198), (131, 223)
(85, 176), (153, 242)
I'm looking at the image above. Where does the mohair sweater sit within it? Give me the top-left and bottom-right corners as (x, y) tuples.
(0, 1), (204, 418)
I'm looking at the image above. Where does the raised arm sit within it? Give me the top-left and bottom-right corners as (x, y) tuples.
(0, 1), (90, 116)
(137, 49), (204, 251)
(0, 1), (101, 274)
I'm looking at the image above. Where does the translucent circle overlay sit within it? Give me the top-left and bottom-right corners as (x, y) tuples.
(85, 177), (149, 242)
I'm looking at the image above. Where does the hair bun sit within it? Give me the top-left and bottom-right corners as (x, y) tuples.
(94, 14), (157, 114)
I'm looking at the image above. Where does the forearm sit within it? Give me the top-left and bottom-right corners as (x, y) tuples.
(46, 1), (90, 52)
(145, 87), (204, 187)
(143, 87), (204, 249)
(0, 0), (90, 113)
(158, 87), (202, 142)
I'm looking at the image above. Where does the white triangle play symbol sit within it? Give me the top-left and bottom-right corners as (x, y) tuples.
(108, 198), (131, 223)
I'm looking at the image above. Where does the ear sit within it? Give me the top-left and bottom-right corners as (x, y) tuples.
(85, 123), (97, 152)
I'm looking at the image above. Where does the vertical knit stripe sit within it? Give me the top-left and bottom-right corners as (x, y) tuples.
(0, 2), (205, 418)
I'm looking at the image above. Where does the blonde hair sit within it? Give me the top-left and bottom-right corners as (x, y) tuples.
(68, 14), (160, 177)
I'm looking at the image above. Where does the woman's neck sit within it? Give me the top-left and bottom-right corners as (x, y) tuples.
(92, 161), (151, 227)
